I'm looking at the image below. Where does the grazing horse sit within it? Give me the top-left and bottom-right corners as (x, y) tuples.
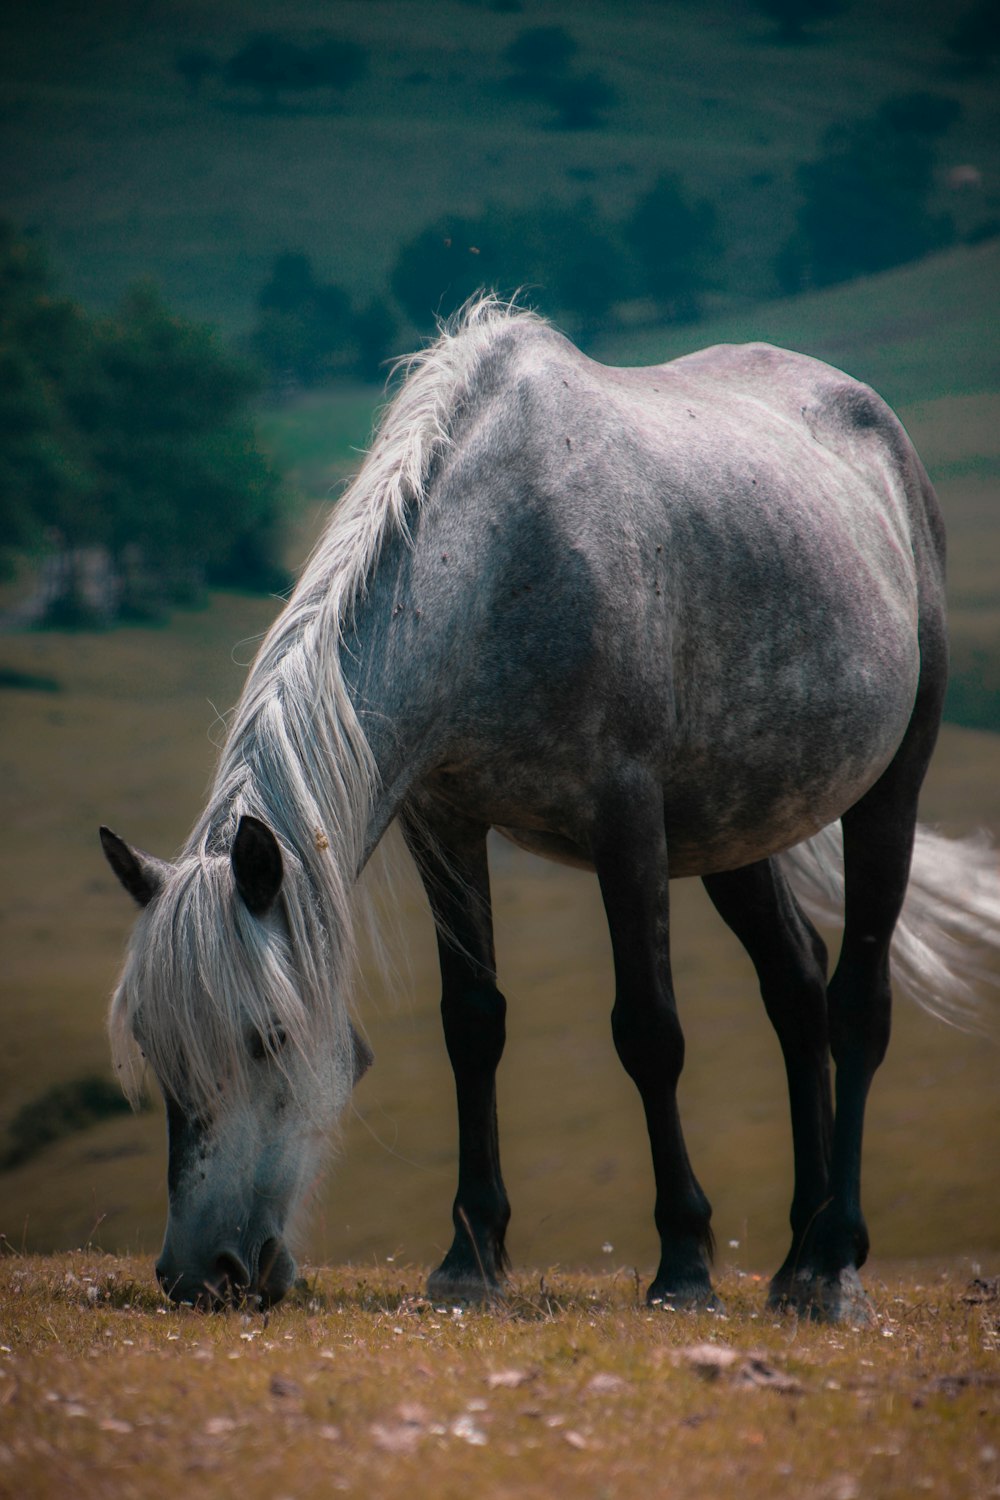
(101, 298), (999, 1321)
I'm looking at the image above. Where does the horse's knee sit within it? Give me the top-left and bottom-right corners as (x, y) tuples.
(612, 997), (684, 1091)
(828, 963), (891, 1073)
(440, 985), (507, 1073)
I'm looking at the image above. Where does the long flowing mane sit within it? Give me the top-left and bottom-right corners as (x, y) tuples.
(108, 296), (546, 1112)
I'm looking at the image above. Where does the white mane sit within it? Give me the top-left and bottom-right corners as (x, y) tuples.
(108, 296), (545, 1114)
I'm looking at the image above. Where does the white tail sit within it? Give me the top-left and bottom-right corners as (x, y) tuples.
(781, 824), (1000, 1035)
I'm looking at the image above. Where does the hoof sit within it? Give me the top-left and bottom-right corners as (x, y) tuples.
(426, 1266), (506, 1306)
(769, 1265), (875, 1326)
(647, 1282), (724, 1313)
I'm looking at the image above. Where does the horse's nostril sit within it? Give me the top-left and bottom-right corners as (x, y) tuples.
(209, 1251), (250, 1300)
(256, 1237), (295, 1306)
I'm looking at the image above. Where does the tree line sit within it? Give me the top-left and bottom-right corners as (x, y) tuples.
(0, 226), (284, 625)
(175, 7), (999, 115)
(248, 86), (972, 391)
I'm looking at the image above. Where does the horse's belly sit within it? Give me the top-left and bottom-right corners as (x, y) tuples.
(428, 589), (920, 877)
(660, 751), (888, 875)
(495, 739), (900, 878)
(445, 693), (912, 878)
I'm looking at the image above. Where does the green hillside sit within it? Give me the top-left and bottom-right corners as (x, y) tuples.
(2, 0), (997, 333)
(596, 237), (1000, 408)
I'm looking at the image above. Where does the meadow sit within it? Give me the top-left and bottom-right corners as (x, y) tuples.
(1, 1256), (998, 1499)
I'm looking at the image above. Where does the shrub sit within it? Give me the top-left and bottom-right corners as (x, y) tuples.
(780, 96), (958, 289)
(755, 0), (848, 44)
(503, 25), (615, 130)
(223, 33), (368, 108)
(624, 175), (719, 316)
(390, 200), (629, 335)
(2, 1076), (138, 1169)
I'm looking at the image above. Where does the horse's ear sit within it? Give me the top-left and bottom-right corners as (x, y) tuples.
(231, 815), (283, 917)
(100, 826), (171, 908)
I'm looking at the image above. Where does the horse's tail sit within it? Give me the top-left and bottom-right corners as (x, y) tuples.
(780, 824), (1000, 1034)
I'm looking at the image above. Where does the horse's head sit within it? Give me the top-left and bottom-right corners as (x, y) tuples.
(100, 816), (371, 1309)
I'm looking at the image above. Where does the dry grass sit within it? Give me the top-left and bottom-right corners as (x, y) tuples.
(1, 1254), (998, 1500)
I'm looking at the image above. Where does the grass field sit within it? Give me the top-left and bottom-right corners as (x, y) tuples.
(1, 1257), (998, 1499)
(2, 0), (997, 332)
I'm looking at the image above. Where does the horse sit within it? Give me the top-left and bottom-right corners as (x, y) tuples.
(101, 297), (1000, 1322)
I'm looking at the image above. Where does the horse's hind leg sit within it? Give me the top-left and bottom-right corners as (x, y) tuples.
(702, 861), (834, 1305)
(773, 671), (944, 1322)
(401, 803), (510, 1302)
(593, 770), (716, 1308)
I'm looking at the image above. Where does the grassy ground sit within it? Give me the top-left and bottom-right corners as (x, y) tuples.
(1, 1256), (997, 1499)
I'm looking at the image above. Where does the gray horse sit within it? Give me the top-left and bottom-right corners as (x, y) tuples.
(102, 298), (999, 1321)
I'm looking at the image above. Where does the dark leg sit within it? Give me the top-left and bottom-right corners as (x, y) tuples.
(771, 666), (945, 1322)
(401, 803), (510, 1302)
(702, 860), (834, 1307)
(593, 771), (716, 1308)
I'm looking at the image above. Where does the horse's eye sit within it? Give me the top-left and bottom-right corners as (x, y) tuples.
(249, 1026), (287, 1062)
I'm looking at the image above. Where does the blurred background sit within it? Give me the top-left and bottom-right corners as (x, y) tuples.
(1, 0), (997, 1283)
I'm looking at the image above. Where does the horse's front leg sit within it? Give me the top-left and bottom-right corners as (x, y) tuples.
(401, 804), (510, 1302)
(593, 770), (717, 1309)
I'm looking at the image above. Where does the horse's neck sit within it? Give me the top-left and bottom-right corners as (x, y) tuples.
(340, 528), (460, 867)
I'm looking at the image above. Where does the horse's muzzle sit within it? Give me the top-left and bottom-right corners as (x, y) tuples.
(156, 1239), (295, 1309)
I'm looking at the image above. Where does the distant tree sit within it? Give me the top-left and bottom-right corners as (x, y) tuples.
(223, 33), (368, 109)
(250, 251), (397, 386)
(546, 71), (617, 130)
(390, 220), (498, 329)
(351, 296), (398, 381)
(504, 24), (577, 84)
(0, 226), (94, 577)
(390, 199), (628, 336)
(947, 0), (1000, 72)
(253, 251), (352, 384)
(522, 198), (624, 325)
(624, 175), (719, 318)
(82, 282), (285, 602)
(502, 25), (615, 130)
(174, 48), (218, 97)
(0, 227), (286, 622)
(755, 0), (848, 43)
(781, 95), (958, 290)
